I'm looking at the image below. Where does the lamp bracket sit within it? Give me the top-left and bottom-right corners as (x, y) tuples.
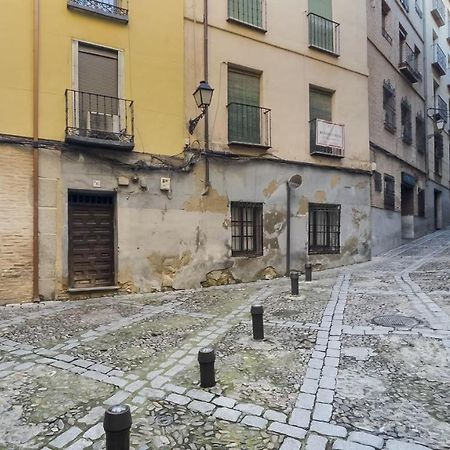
(188, 108), (206, 135)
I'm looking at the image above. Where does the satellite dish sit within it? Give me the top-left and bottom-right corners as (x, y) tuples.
(288, 174), (302, 189)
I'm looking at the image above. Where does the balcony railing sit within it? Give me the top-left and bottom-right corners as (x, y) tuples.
(65, 90), (134, 150)
(67, 0), (128, 23)
(399, 43), (421, 83)
(310, 119), (345, 158)
(227, 0), (266, 31)
(307, 13), (340, 56)
(431, 0), (446, 27)
(227, 103), (271, 148)
(434, 95), (448, 121)
(432, 43), (446, 76)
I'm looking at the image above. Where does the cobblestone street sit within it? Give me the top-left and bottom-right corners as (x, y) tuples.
(0, 230), (449, 450)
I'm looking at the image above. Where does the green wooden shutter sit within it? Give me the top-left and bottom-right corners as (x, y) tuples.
(229, 0), (263, 28)
(228, 69), (261, 144)
(308, 0), (332, 19)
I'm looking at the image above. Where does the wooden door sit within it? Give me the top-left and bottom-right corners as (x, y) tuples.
(68, 192), (115, 289)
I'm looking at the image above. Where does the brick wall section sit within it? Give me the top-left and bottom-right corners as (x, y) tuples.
(0, 145), (33, 304)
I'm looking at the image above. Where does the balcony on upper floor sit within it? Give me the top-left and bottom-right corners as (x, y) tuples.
(67, 0), (129, 23)
(431, 0), (446, 27)
(309, 119), (345, 158)
(432, 43), (446, 77)
(65, 90), (134, 150)
(227, 103), (272, 149)
(399, 43), (422, 83)
(433, 95), (448, 121)
(307, 13), (340, 57)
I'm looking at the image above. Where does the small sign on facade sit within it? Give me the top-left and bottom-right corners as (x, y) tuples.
(93, 179), (101, 188)
(316, 119), (345, 149)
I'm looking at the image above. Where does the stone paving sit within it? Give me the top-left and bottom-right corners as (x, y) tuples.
(0, 229), (449, 449)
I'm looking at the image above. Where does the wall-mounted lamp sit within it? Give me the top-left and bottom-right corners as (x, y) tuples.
(188, 80), (214, 135)
(427, 107), (448, 135)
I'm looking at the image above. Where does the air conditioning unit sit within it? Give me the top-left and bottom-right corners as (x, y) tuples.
(87, 111), (120, 134)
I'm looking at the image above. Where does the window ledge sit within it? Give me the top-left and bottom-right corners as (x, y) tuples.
(68, 286), (120, 293)
(228, 141), (271, 150)
(308, 44), (340, 58)
(227, 17), (267, 33)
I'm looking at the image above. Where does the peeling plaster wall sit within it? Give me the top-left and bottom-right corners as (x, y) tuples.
(50, 150), (371, 299)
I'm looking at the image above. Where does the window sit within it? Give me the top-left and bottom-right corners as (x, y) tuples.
(434, 133), (443, 176)
(400, 0), (409, 12)
(228, 67), (264, 146)
(401, 98), (412, 145)
(384, 175), (395, 210)
(308, 203), (341, 255)
(307, 0), (339, 55)
(416, 113), (426, 153)
(415, 0), (423, 17)
(228, 0), (264, 29)
(231, 202), (263, 256)
(418, 189), (425, 217)
(373, 171), (382, 192)
(383, 80), (396, 133)
(382, 1), (392, 44)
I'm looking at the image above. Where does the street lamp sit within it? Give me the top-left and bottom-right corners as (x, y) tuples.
(427, 107), (448, 134)
(189, 80), (214, 134)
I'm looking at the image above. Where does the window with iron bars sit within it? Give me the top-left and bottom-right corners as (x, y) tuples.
(415, 113), (426, 153)
(308, 203), (341, 255)
(228, 0), (265, 30)
(401, 98), (412, 145)
(383, 81), (396, 133)
(373, 171), (382, 192)
(231, 202), (263, 257)
(384, 175), (395, 210)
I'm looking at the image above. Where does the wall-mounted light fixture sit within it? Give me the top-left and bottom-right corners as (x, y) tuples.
(427, 107), (447, 134)
(188, 80), (214, 135)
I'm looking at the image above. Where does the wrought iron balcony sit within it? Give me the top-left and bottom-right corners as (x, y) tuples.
(227, 103), (271, 148)
(67, 0), (128, 23)
(433, 95), (448, 121)
(431, 0), (446, 26)
(432, 43), (446, 77)
(310, 119), (345, 158)
(399, 43), (421, 83)
(307, 13), (340, 56)
(65, 90), (134, 150)
(227, 0), (266, 31)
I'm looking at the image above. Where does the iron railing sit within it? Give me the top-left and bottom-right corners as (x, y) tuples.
(399, 42), (421, 83)
(227, 103), (272, 148)
(307, 13), (340, 56)
(65, 90), (134, 149)
(432, 43), (446, 76)
(228, 0), (266, 30)
(434, 95), (448, 120)
(67, 0), (128, 22)
(308, 204), (341, 255)
(431, 0), (446, 26)
(309, 119), (344, 158)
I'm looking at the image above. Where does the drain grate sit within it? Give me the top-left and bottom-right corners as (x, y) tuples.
(372, 315), (419, 328)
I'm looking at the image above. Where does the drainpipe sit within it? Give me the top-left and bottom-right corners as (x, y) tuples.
(422, 1), (429, 181)
(286, 182), (291, 276)
(32, 0), (40, 301)
(202, 0), (210, 196)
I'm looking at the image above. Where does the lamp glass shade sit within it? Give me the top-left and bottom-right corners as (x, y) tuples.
(436, 118), (446, 132)
(193, 81), (214, 108)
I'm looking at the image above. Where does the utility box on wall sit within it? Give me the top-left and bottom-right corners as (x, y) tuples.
(160, 177), (171, 191)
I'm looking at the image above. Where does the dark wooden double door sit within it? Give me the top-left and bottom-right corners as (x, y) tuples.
(68, 192), (115, 289)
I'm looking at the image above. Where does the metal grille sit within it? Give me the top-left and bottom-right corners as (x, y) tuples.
(383, 82), (396, 133)
(384, 175), (395, 210)
(401, 98), (412, 145)
(372, 315), (419, 328)
(307, 13), (340, 56)
(416, 114), (426, 153)
(432, 43), (446, 76)
(67, 0), (128, 19)
(373, 171), (382, 192)
(309, 119), (344, 158)
(308, 203), (341, 255)
(231, 202), (263, 257)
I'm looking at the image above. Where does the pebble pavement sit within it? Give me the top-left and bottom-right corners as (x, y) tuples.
(0, 229), (449, 449)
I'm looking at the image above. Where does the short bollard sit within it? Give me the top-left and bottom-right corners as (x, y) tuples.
(198, 347), (216, 388)
(290, 271), (299, 295)
(251, 305), (264, 340)
(305, 262), (312, 282)
(103, 404), (132, 450)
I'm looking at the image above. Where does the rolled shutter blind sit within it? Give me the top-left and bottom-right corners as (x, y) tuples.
(308, 0), (332, 19)
(309, 88), (332, 121)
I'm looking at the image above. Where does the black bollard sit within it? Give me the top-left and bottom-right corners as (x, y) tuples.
(305, 262), (312, 282)
(198, 347), (216, 388)
(250, 305), (264, 340)
(103, 404), (132, 450)
(290, 271), (299, 295)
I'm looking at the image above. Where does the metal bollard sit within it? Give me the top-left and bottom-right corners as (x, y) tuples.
(305, 262), (312, 282)
(290, 271), (299, 295)
(103, 404), (132, 450)
(198, 347), (216, 388)
(250, 305), (264, 340)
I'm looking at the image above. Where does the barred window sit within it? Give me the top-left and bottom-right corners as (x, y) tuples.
(418, 189), (425, 217)
(228, 0), (264, 29)
(416, 113), (426, 153)
(384, 175), (395, 210)
(373, 171), (382, 192)
(383, 81), (396, 133)
(401, 98), (412, 145)
(308, 203), (341, 255)
(231, 202), (263, 256)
